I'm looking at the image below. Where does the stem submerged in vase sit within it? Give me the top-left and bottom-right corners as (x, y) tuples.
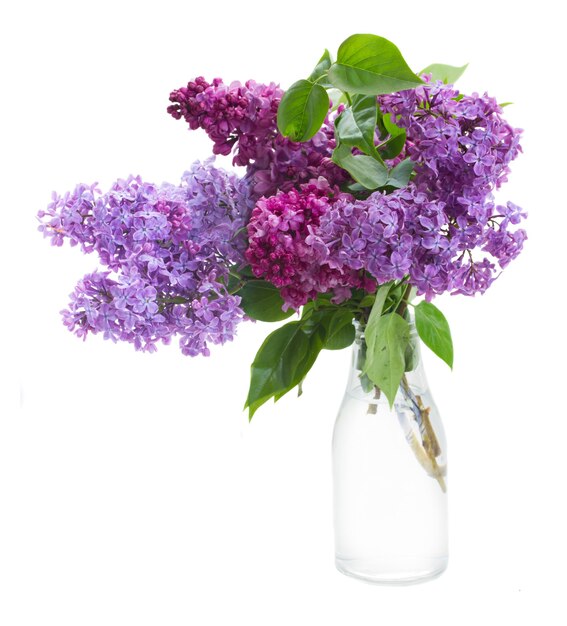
(357, 282), (447, 493)
(399, 376), (447, 493)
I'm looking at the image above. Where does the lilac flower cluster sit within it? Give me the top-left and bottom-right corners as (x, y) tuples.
(311, 187), (525, 299)
(168, 77), (347, 196)
(41, 69), (527, 359)
(168, 77), (282, 166)
(373, 79), (527, 295)
(245, 178), (374, 309)
(246, 80), (526, 304)
(38, 160), (253, 355)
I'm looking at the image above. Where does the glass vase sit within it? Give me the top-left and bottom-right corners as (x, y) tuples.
(332, 322), (448, 584)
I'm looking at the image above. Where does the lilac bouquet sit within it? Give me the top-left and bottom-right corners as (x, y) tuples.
(38, 34), (525, 418)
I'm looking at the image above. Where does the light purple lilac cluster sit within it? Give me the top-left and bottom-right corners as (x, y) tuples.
(167, 77), (347, 196)
(38, 160), (253, 355)
(245, 80), (526, 304)
(310, 187), (525, 299)
(374, 79), (526, 295)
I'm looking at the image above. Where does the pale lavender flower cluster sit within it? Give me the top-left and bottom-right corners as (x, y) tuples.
(167, 76), (347, 196)
(38, 160), (253, 355)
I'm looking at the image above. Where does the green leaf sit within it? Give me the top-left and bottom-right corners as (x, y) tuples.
(328, 88), (348, 111)
(275, 324), (326, 399)
(383, 282), (407, 314)
(345, 182), (369, 194)
(414, 301), (454, 368)
(378, 113), (407, 160)
(322, 310), (355, 350)
(382, 113), (402, 136)
(300, 297), (334, 324)
(308, 49), (333, 85)
(237, 280), (294, 322)
(359, 294), (376, 308)
(364, 281), (394, 349)
(246, 315), (333, 415)
(404, 331), (419, 372)
(386, 158), (415, 188)
(332, 142), (388, 189)
(419, 63), (468, 84)
(277, 79), (330, 142)
(499, 102), (513, 108)
(335, 94), (382, 160)
(327, 34), (423, 96)
(245, 322), (310, 419)
(364, 312), (410, 407)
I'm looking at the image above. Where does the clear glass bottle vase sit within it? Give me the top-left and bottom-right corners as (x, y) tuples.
(332, 322), (448, 584)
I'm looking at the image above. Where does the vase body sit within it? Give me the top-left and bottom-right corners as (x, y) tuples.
(332, 325), (448, 584)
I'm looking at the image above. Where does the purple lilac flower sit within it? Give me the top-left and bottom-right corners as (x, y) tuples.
(168, 77), (282, 165)
(248, 176), (526, 306)
(374, 78), (526, 294)
(167, 76), (347, 197)
(251, 80), (526, 303)
(245, 178), (374, 310)
(38, 160), (254, 356)
(313, 185), (519, 299)
(241, 78), (525, 305)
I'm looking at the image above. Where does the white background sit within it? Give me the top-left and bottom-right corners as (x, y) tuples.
(1, 1), (566, 624)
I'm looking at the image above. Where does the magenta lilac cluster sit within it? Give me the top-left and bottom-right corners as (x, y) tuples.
(38, 160), (253, 356)
(168, 76), (347, 196)
(245, 178), (375, 309)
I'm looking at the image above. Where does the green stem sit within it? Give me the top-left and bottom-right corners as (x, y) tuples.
(395, 283), (413, 318)
(313, 73), (329, 86)
(229, 281), (246, 295)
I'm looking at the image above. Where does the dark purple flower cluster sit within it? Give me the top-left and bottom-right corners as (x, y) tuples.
(168, 77), (282, 166)
(38, 160), (253, 355)
(167, 77), (347, 196)
(245, 178), (374, 309)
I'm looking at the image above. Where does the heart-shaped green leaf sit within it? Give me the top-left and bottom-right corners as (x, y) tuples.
(332, 143), (388, 189)
(419, 63), (468, 84)
(378, 113), (407, 160)
(277, 79), (329, 142)
(274, 325), (326, 400)
(322, 310), (355, 350)
(245, 322), (310, 419)
(335, 94), (382, 160)
(414, 301), (454, 368)
(237, 280), (294, 322)
(386, 158), (415, 188)
(328, 34), (423, 96)
(363, 312), (410, 407)
(308, 49), (333, 86)
(365, 281), (394, 343)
